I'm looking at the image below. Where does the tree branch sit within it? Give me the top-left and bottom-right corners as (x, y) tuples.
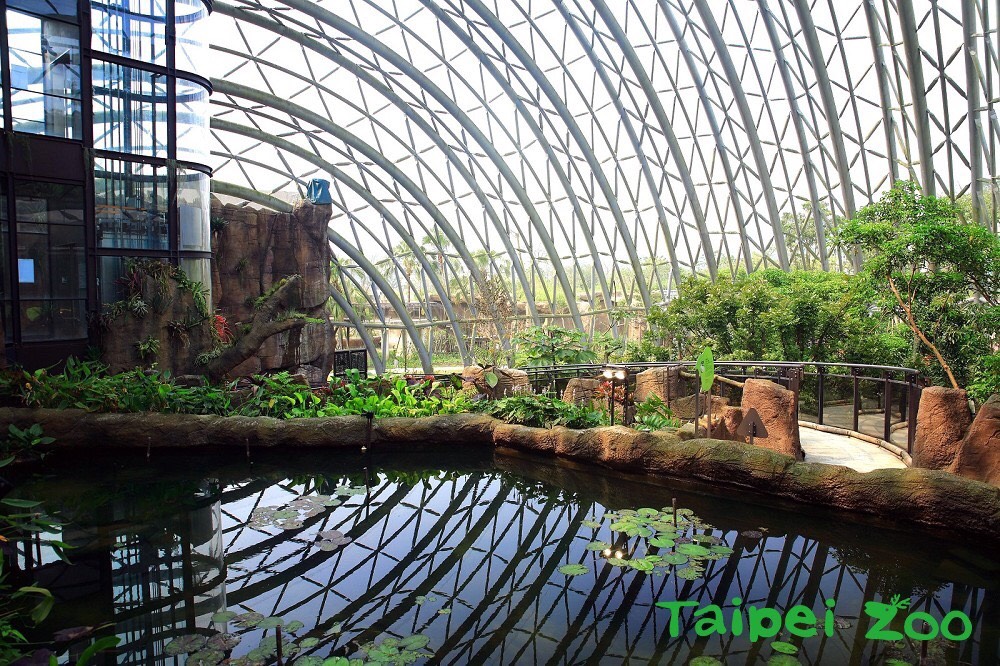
(205, 275), (308, 381)
(888, 275), (959, 389)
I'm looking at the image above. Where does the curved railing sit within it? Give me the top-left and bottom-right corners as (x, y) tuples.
(520, 361), (926, 458)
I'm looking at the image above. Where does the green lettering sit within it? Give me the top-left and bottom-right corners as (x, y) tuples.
(655, 600), (698, 637)
(824, 598), (836, 637)
(864, 601), (903, 641)
(694, 605), (725, 637)
(748, 606), (782, 642)
(904, 612), (939, 640)
(785, 605), (818, 638)
(940, 611), (973, 641)
(731, 598), (743, 636)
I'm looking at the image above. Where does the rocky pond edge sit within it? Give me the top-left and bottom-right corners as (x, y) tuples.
(2, 407), (997, 545)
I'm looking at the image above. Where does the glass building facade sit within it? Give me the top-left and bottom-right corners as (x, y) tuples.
(0, 0), (212, 366)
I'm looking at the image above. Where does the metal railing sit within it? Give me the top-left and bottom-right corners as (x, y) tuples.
(520, 361), (926, 455)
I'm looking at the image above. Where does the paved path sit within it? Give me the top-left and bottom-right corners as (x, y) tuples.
(799, 426), (906, 472)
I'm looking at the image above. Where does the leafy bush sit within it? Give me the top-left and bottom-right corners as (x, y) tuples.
(513, 326), (600, 366)
(476, 393), (607, 429)
(633, 395), (681, 432)
(0, 360), (471, 421)
(969, 354), (1000, 404)
(0, 424), (54, 461)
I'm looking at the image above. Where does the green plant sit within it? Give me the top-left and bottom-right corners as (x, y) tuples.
(513, 326), (600, 366)
(1, 423), (54, 460)
(477, 393), (607, 429)
(633, 395), (681, 432)
(836, 180), (1000, 388)
(135, 336), (160, 361)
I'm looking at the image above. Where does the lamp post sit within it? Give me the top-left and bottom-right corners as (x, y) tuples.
(602, 366), (627, 425)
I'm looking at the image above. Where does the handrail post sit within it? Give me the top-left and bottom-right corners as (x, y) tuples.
(883, 370), (893, 443)
(852, 366), (861, 432)
(907, 373), (920, 455)
(790, 366), (802, 422)
(817, 366), (826, 425)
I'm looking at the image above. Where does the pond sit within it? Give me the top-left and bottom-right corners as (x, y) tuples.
(4, 448), (999, 665)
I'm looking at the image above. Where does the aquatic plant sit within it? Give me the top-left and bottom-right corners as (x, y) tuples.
(476, 393), (607, 429)
(586, 505), (733, 580)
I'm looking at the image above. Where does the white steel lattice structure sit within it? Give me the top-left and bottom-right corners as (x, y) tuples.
(206, 0), (1000, 372)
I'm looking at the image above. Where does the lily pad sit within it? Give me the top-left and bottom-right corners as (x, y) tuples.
(586, 541), (611, 552)
(606, 557), (629, 567)
(299, 637), (320, 649)
(206, 633), (241, 651)
(710, 546), (734, 555)
(256, 616), (284, 630)
(677, 543), (712, 557)
(558, 563), (589, 576)
(187, 650), (224, 666)
(581, 519), (601, 529)
(771, 641), (799, 655)
(398, 634), (430, 650)
(637, 508), (659, 517)
(629, 558), (655, 572)
(211, 610), (237, 623)
(285, 620), (304, 632)
(325, 622), (343, 636)
(663, 553), (689, 566)
(766, 656), (801, 666)
(689, 657), (724, 666)
(165, 634), (207, 656)
(649, 536), (675, 548)
(676, 567), (702, 580)
(296, 658), (326, 666)
(233, 612), (264, 628)
(437, 608), (451, 615)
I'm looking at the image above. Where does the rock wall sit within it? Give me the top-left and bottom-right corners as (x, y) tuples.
(6, 406), (998, 545)
(913, 387), (973, 470)
(211, 198), (336, 384)
(947, 394), (1000, 485)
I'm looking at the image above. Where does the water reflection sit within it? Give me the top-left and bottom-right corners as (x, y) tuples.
(7, 450), (999, 665)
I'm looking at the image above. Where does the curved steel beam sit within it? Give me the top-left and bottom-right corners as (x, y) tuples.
(589, 0), (721, 279)
(328, 285), (385, 375)
(689, 0), (790, 270)
(269, 0), (584, 329)
(210, 2), (541, 324)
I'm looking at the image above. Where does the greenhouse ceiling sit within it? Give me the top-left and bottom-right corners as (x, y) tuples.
(207, 0), (1000, 369)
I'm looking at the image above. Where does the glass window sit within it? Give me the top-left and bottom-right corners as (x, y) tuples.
(177, 168), (210, 252)
(90, 0), (167, 65)
(179, 257), (211, 310)
(92, 60), (168, 157)
(14, 181), (87, 341)
(176, 78), (210, 164)
(8, 0), (78, 21)
(94, 157), (169, 250)
(175, 0), (209, 74)
(7, 9), (83, 139)
(1, 181), (9, 343)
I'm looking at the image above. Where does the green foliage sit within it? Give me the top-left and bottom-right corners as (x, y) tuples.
(968, 354), (1000, 404)
(1, 423), (54, 459)
(513, 326), (600, 366)
(0, 360), (471, 421)
(639, 269), (909, 366)
(632, 395), (681, 432)
(476, 393), (608, 429)
(836, 180), (1000, 390)
(135, 335), (160, 361)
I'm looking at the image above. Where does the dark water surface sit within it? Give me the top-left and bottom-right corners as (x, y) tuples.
(4, 448), (999, 665)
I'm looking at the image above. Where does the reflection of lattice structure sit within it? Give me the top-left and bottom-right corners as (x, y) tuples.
(75, 472), (997, 664)
(207, 1), (1000, 372)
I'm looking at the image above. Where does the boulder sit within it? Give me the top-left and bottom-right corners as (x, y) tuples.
(462, 366), (531, 398)
(948, 394), (1000, 485)
(633, 366), (681, 403)
(562, 378), (603, 408)
(913, 386), (973, 469)
(670, 393), (730, 420)
(740, 379), (803, 460)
